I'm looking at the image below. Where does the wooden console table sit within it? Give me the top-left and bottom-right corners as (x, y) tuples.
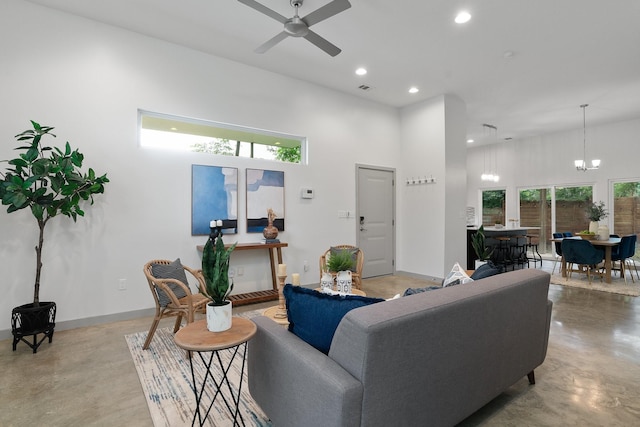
(197, 242), (288, 306)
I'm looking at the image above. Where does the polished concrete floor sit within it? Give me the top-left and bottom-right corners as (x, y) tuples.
(2, 262), (640, 426)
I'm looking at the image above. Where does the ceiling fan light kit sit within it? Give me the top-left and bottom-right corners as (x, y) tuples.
(238, 0), (352, 57)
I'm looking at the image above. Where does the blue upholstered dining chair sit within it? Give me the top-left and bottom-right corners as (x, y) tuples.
(611, 235), (636, 283)
(552, 232), (564, 274)
(627, 234), (639, 281)
(561, 238), (605, 283)
(562, 232), (573, 237)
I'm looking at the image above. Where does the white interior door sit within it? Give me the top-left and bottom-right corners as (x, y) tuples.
(357, 165), (395, 278)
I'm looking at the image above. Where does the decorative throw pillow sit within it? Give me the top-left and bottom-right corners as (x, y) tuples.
(470, 261), (500, 280)
(283, 284), (384, 354)
(402, 286), (441, 296)
(151, 258), (190, 307)
(442, 262), (474, 287)
(329, 246), (359, 272)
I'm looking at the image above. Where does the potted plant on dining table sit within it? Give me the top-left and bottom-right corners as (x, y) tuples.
(585, 201), (609, 240)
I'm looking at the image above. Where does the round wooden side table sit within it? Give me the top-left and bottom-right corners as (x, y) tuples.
(174, 317), (257, 427)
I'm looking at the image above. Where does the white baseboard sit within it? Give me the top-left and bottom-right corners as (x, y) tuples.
(0, 307), (155, 342)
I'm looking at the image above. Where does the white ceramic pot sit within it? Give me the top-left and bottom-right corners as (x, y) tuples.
(589, 221), (599, 234)
(597, 224), (610, 241)
(475, 260), (488, 269)
(321, 272), (334, 293)
(336, 270), (352, 294)
(206, 301), (232, 332)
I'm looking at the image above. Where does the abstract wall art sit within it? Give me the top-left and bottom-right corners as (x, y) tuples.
(246, 168), (284, 233)
(191, 165), (238, 235)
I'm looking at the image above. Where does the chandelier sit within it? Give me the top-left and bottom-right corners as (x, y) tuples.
(574, 104), (600, 171)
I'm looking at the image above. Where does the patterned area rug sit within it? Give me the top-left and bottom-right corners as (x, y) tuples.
(550, 273), (640, 296)
(125, 310), (271, 427)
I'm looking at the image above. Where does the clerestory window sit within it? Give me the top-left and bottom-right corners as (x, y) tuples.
(138, 110), (304, 164)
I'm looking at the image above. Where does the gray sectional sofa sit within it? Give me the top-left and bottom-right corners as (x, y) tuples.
(248, 269), (552, 427)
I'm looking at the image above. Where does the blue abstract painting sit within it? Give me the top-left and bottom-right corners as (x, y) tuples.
(246, 168), (285, 233)
(192, 165), (238, 235)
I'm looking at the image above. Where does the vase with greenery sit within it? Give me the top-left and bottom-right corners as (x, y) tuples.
(471, 225), (494, 264)
(0, 121), (108, 352)
(586, 201), (608, 233)
(201, 225), (237, 331)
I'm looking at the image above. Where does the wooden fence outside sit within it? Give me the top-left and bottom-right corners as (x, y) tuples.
(483, 197), (640, 255)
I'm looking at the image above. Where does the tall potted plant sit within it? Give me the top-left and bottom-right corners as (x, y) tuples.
(0, 121), (108, 352)
(471, 225), (494, 268)
(201, 222), (237, 332)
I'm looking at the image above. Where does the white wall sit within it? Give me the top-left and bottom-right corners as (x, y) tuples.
(466, 117), (640, 231)
(397, 94), (467, 278)
(0, 0), (403, 330)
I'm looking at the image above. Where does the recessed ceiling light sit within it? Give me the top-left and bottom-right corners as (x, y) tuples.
(455, 11), (471, 24)
(408, 87), (419, 94)
(467, 139), (474, 143)
(355, 67), (367, 76)
(170, 127), (178, 131)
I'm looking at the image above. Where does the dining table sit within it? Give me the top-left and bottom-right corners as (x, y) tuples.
(551, 236), (621, 283)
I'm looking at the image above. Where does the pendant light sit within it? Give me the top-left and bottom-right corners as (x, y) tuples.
(574, 104), (600, 171)
(481, 124), (499, 182)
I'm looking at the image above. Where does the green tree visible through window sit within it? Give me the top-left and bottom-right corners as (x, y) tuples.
(268, 146), (301, 163)
(191, 138), (234, 156)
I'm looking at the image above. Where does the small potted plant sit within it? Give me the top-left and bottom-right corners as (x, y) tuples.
(0, 121), (108, 352)
(327, 249), (356, 293)
(471, 225), (494, 268)
(201, 222), (237, 332)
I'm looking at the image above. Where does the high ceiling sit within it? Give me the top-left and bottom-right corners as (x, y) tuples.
(26, 0), (640, 145)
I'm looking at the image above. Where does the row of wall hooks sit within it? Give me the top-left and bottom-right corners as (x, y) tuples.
(406, 176), (437, 185)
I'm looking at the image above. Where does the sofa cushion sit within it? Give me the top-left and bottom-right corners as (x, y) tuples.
(470, 261), (500, 280)
(151, 259), (189, 306)
(283, 284), (384, 354)
(442, 262), (473, 287)
(402, 286), (441, 296)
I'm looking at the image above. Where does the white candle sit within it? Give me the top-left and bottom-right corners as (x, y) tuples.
(278, 263), (287, 276)
(210, 220), (216, 228)
(216, 220), (223, 227)
(291, 273), (300, 285)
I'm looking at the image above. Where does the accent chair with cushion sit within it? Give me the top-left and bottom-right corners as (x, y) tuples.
(319, 244), (364, 289)
(142, 258), (210, 350)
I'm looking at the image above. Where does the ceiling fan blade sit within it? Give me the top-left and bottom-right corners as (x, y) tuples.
(255, 31), (289, 54)
(303, 0), (352, 27)
(303, 30), (341, 57)
(237, 0), (288, 24)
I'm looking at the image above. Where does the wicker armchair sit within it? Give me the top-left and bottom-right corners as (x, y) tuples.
(319, 245), (365, 290)
(142, 259), (210, 350)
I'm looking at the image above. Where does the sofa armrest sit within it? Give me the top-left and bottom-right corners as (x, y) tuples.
(248, 316), (363, 427)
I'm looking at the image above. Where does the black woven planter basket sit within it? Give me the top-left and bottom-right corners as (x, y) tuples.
(11, 301), (57, 353)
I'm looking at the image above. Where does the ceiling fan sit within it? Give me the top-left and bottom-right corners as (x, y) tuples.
(238, 0), (352, 57)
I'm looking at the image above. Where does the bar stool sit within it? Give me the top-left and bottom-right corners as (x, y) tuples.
(495, 236), (514, 271)
(525, 235), (542, 268)
(511, 235), (529, 269)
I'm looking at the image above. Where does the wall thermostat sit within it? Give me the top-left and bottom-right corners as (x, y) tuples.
(301, 187), (314, 199)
